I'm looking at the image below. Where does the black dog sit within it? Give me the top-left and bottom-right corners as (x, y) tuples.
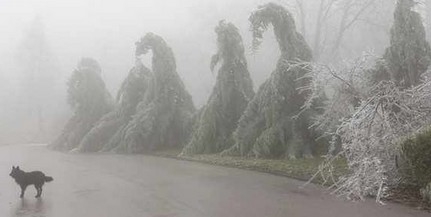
(9, 166), (53, 198)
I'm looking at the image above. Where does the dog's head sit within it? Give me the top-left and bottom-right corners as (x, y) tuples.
(9, 166), (20, 178)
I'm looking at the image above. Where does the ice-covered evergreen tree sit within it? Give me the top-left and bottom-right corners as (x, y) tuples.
(104, 33), (195, 153)
(222, 3), (316, 159)
(373, 0), (431, 88)
(50, 58), (113, 151)
(76, 61), (152, 152)
(181, 21), (254, 155)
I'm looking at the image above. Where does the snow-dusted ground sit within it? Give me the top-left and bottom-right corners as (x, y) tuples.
(0, 144), (428, 217)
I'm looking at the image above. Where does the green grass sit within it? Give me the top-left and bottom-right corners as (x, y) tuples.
(153, 148), (348, 185)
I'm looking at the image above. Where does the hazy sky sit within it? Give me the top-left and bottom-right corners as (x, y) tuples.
(0, 0), (283, 107)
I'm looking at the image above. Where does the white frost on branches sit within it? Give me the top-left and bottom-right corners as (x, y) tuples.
(308, 54), (431, 202)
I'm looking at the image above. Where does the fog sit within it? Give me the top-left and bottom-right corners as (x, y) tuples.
(3, 0), (431, 216)
(0, 0), (284, 143)
(0, 0), (425, 143)
(0, 0), (277, 105)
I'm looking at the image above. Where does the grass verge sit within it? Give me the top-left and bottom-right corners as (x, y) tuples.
(153, 148), (348, 185)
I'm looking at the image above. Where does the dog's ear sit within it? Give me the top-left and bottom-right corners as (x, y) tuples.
(12, 166), (15, 169)
(16, 166), (19, 170)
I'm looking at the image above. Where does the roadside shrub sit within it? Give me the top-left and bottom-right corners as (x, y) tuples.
(400, 129), (431, 188)
(420, 182), (431, 203)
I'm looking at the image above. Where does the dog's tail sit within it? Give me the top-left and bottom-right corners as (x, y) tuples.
(44, 176), (53, 182)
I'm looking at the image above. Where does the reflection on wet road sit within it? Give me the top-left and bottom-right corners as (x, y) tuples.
(0, 144), (429, 217)
(12, 198), (46, 217)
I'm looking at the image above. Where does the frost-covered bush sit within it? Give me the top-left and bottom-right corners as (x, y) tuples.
(335, 80), (431, 199)
(309, 0), (431, 202)
(308, 54), (377, 154)
(312, 73), (431, 202)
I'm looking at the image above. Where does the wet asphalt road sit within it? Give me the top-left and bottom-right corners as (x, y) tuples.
(0, 144), (429, 217)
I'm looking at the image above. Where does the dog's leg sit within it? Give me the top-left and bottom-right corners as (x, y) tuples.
(34, 185), (41, 198)
(38, 186), (43, 197)
(20, 185), (27, 198)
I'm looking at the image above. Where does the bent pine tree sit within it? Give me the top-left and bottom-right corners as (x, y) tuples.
(223, 3), (316, 159)
(104, 33), (195, 153)
(50, 58), (112, 151)
(181, 21), (254, 155)
(77, 61), (152, 152)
